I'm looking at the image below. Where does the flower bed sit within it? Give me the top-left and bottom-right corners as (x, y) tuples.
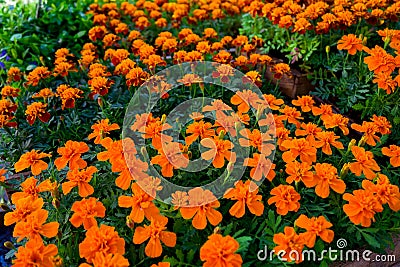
(0, 1), (400, 267)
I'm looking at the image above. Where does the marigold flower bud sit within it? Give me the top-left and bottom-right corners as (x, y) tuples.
(53, 255), (63, 267)
(218, 130), (225, 139)
(347, 139), (356, 151)
(213, 226), (221, 234)
(187, 151), (192, 159)
(161, 114), (167, 124)
(126, 216), (135, 229)
(4, 241), (14, 249)
(325, 46), (330, 53)
(52, 198), (60, 209)
(340, 163), (350, 179)
(358, 135), (367, 147)
(97, 97), (103, 108)
(227, 162), (234, 173)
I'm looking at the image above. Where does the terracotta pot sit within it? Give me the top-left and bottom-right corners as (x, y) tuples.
(265, 58), (314, 99)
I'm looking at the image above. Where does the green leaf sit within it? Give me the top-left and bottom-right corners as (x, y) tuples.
(236, 236), (253, 253)
(75, 30), (86, 38)
(176, 249), (185, 262)
(10, 33), (22, 41)
(361, 232), (380, 248)
(352, 103), (364, 111)
(26, 64), (37, 71)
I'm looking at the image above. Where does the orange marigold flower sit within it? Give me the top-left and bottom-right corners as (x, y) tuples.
(1, 85), (20, 98)
(0, 99), (17, 116)
(371, 115), (391, 135)
(4, 197), (43, 226)
(0, 168), (6, 183)
(12, 238), (58, 267)
(268, 185), (301, 216)
(292, 17), (312, 34)
(126, 67), (149, 87)
(185, 120), (215, 146)
(32, 88), (55, 99)
(313, 163), (346, 198)
(180, 187), (223, 229)
(97, 137), (129, 172)
(203, 28), (218, 39)
(118, 183), (160, 223)
(239, 128), (274, 155)
(62, 166), (97, 197)
(14, 149), (51, 176)
(25, 66), (51, 87)
(337, 34), (363, 55)
(200, 234), (242, 267)
(242, 70), (262, 87)
(11, 177), (53, 203)
(292, 95), (315, 112)
(201, 136), (236, 168)
(56, 84), (83, 110)
(7, 67), (22, 82)
(263, 94), (284, 110)
(295, 214), (334, 248)
(133, 215), (176, 258)
(151, 142), (189, 177)
(177, 73), (203, 87)
(80, 253), (129, 267)
(382, 145), (400, 167)
(0, 114), (17, 128)
(88, 25), (107, 42)
(223, 180), (264, 218)
(273, 226), (305, 263)
(88, 119), (120, 144)
(79, 224), (125, 264)
(349, 146), (380, 179)
(323, 114), (349, 135)
(278, 106), (303, 128)
(89, 76), (114, 98)
(343, 189), (383, 227)
(312, 103), (333, 120)
(230, 90), (261, 113)
(363, 45), (396, 75)
(25, 102), (51, 125)
(295, 122), (322, 146)
(281, 138), (317, 164)
(54, 140), (89, 170)
(13, 209), (59, 242)
(244, 153), (275, 182)
(351, 121), (380, 146)
(70, 197), (106, 230)
(285, 160), (316, 187)
(271, 63), (290, 79)
(150, 262), (170, 267)
(268, 184), (300, 215)
(213, 50), (233, 64)
(362, 174), (400, 212)
(143, 54), (167, 71)
(314, 131), (344, 155)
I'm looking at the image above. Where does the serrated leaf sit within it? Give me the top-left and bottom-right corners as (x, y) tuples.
(176, 249), (185, 261)
(236, 236), (253, 253)
(361, 232), (380, 248)
(187, 249), (195, 263)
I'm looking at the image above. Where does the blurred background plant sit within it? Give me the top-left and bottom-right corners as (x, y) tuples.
(0, 0), (92, 74)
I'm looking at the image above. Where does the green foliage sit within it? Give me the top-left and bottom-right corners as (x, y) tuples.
(0, 0), (92, 72)
(239, 14), (320, 71)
